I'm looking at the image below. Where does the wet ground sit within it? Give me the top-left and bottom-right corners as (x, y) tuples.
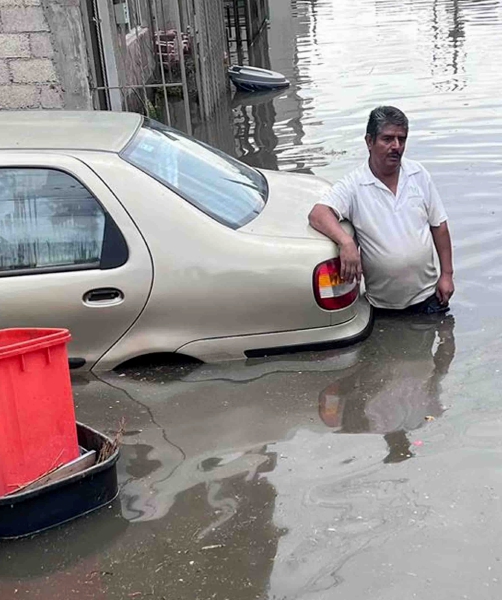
(3, 0), (502, 598)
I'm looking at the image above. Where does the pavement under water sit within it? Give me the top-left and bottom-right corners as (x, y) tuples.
(3, 0), (502, 598)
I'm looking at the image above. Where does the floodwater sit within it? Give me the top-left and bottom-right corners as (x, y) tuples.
(3, 0), (502, 598)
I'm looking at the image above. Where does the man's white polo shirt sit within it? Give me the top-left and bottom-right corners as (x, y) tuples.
(319, 157), (448, 309)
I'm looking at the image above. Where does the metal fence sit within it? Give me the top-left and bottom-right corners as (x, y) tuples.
(86, 0), (229, 133)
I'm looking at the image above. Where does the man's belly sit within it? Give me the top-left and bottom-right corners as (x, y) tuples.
(361, 242), (438, 309)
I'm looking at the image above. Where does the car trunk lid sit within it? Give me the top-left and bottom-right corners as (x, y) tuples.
(239, 169), (353, 241)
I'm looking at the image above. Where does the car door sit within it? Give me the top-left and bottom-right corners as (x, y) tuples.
(0, 153), (153, 370)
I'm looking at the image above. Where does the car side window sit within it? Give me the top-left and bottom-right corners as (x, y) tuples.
(0, 168), (107, 273)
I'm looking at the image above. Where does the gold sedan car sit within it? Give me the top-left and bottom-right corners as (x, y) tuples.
(0, 111), (373, 371)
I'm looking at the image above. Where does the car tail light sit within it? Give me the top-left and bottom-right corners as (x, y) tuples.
(313, 258), (359, 310)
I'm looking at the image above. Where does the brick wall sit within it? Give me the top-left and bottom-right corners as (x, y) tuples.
(0, 0), (91, 110)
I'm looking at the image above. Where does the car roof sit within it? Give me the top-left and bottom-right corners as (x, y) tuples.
(0, 111), (143, 152)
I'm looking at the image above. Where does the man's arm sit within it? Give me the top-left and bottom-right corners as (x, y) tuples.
(308, 204), (362, 283)
(430, 221), (454, 305)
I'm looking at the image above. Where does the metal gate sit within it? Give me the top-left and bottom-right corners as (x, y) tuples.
(84, 0), (230, 134)
(88, 0), (192, 132)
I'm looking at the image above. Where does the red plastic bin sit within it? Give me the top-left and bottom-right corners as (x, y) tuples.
(0, 328), (79, 497)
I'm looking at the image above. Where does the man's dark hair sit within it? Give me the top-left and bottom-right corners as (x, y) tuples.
(366, 106), (408, 141)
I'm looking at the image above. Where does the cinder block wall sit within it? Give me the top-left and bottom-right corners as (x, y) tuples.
(0, 0), (92, 110)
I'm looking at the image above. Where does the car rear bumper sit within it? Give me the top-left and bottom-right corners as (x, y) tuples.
(176, 297), (374, 362)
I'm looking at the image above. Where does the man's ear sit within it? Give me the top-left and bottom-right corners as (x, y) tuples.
(365, 134), (373, 152)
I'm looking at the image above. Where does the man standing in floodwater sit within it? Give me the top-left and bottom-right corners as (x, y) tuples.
(308, 106), (454, 314)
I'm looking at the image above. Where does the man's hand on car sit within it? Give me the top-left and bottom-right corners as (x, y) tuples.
(340, 239), (362, 284)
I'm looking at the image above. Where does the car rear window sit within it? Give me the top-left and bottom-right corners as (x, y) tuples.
(121, 118), (268, 229)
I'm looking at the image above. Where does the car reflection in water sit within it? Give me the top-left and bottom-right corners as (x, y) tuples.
(88, 315), (456, 527)
(319, 315), (456, 463)
(61, 316), (455, 598)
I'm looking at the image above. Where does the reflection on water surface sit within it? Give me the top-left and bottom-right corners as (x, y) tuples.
(4, 1), (502, 598)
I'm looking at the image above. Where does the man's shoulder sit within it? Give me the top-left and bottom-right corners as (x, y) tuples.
(321, 163), (365, 207)
(343, 161), (371, 185)
(402, 157), (431, 179)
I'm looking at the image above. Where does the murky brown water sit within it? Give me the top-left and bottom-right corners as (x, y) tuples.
(3, 0), (502, 598)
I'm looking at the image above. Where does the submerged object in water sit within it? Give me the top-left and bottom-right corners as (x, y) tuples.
(228, 65), (290, 92)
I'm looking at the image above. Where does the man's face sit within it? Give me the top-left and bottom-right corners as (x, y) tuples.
(366, 124), (408, 172)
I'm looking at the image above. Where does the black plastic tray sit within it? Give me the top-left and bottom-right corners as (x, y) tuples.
(0, 422), (120, 539)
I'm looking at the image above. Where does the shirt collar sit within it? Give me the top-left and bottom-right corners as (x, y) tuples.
(359, 157), (420, 186)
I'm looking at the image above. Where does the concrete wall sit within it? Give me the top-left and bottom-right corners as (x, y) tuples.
(0, 0), (92, 110)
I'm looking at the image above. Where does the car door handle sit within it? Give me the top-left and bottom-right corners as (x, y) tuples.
(83, 288), (124, 304)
